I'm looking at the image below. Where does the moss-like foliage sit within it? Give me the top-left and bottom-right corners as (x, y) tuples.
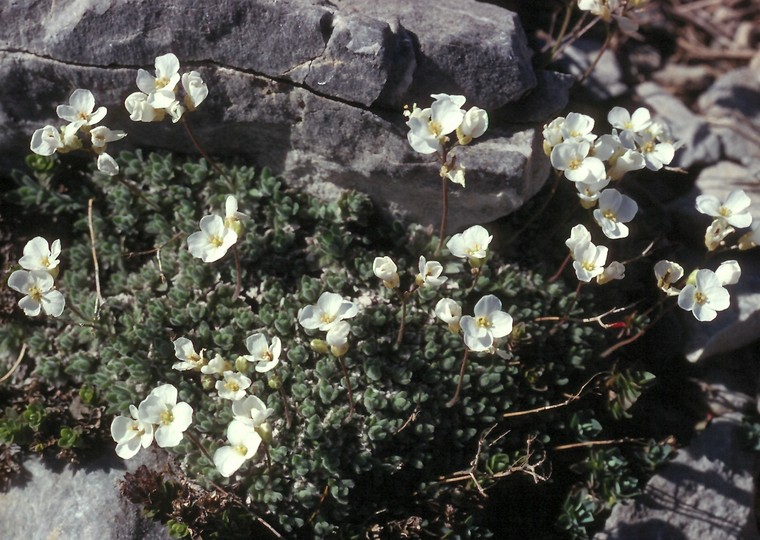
(1, 151), (669, 539)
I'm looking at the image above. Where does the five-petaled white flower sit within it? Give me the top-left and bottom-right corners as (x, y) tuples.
(243, 333), (282, 373)
(607, 106), (651, 147)
(137, 384), (193, 448)
(216, 371), (252, 401)
(137, 53), (181, 109)
(232, 395), (274, 429)
(8, 270), (65, 317)
(213, 420), (263, 477)
(56, 89), (107, 128)
(19, 237), (61, 274)
(597, 261), (625, 285)
(447, 225), (492, 266)
(172, 337), (206, 371)
(201, 354), (233, 375)
(416, 256), (447, 288)
(182, 71), (208, 111)
(677, 269), (731, 322)
(90, 126), (127, 151)
(459, 294), (514, 352)
(593, 189), (638, 239)
(124, 91), (165, 122)
(30, 125), (63, 156)
(566, 224), (592, 255)
(560, 112), (597, 143)
(298, 292), (358, 332)
(224, 195), (248, 235)
(456, 106), (488, 146)
(110, 404), (155, 460)
(187, 214), (238, 263)
(695, 190), (752, 229)
(372, 256), (400, 289)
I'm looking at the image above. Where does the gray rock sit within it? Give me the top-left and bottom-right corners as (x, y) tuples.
(697, 65), (760, 166)
(557, 38), (627, 100)
(0, 0), (552, 232)
(636, 82), (722, 169)
(0, 452), (170, 540)
(595, 413), (760, 540)
(498, 70), (576, 124)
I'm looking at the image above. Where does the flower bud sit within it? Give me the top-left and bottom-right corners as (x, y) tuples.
(310, 339), (328, 354)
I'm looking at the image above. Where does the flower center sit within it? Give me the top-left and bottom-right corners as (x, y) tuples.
(694, 291), (707, 305)
(568, 158), (582, 170)
(642, 141), (655, 153)
(602, 209), (617, 222)
(234, 443), (248, 456)
(719, 207), (732, 218)
(160, 409), (174, 426)
(77, 111), (89, 121)
(40, 256), (50, 268)
(320, 313), (335, 325)
(210, 235), (224, 248)
(428, 121), (443, 137)
(225, 380), (241, 393)
(28, 285), (43, 302)
(581, 261), (596, 271)
(263, 350), (273, 361)
(155, 76), (171, 90)
(476, 316), (492, 329)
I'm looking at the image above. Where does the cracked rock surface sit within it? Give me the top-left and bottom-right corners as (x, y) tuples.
(0, 0), (558, 232)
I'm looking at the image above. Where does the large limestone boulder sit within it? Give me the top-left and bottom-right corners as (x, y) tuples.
(0, 0), (560, 231)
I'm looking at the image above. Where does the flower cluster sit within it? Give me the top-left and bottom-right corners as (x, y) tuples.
(298, 292), (359, 356)
(110, 383), (193, 459)
(545, 108), (674, 211)
(565, 224), (625, 284)
(30, 89), (126, 175)
(576, 0), (648, 33)
(125, 53), (208, 124)
(405, 93), (488, 187)
(8, 237), (65, 317)
(187, 195), (246, 262)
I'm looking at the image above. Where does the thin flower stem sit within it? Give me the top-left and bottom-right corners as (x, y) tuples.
(87, 198), (105, 319)
(466, 267), (481, 294)
(336, 355), (355, 423)
(553, 437), (646, 452)
(549, 253), (572, 283)
(0, 343), (26, 384)
(277, 386), (293, 429)
(181, 117), (232, 183)
(115, 175), (161, 211)
(395, 293), (409, 348)
(505, 172), (562, 247)
(549, 3), (574, 59)
(185, 430), (214, 465)
(502, 372), (607, 419)
(231, 245), (242, 301)
(436, 175), (449, 256)
(550, 281), (584, 334)
(446, 348), (470, 408)
(579, 25), (612, 84)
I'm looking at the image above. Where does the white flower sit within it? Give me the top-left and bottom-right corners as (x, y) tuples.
(572, 242), (608, 282)
(654, 260), (684, 295)
(111, 404), (154, 460)
(223, 195), (247, 235)
(677, 269), (730, 322)
(243, 333), (282, 373)
(635, 132), (675, 171)
(182, 71), (208, 111)
(435, 298), (462, 333)
(137, 53), (181, 109)
(566, 224), (592, 255)
(576, 175), (610, 208)
(592, 189), (638, 239)
(695, 190), (752, 229)
(232, 395), (274, 428)
(715, 260), (741, 286)
(577, 0), (621, 21)
(137, 384), (193, 448)
(19, 237), (61, 273)
(457, 106), (488, 145)
(213, 420), (263, 477)
(416, 256), (447, 288)
(551, 140), (606, 183)
(166, 99), (186, 123)
(8, 270), (65, 317)
(298, 292), (358, 331)
(406, 94), (466, 154)
(607, 148), (645, 181)
(543, 117), (565, 156)
(704, 218), (734, 251)
(216, 371), (252, 401)
(187, 214), (238, 263)
(597, 261), (625, 285)
(56, 89), (107, 127)
(201, 353), (233, 375)
(30, 125), (63, 156)
(560, 112), (596, 143)
(372, 256), (399, 289)
(441, 160), (466, 187)
(172, 337), (206, 372)
(459, 294), (513, 352)
(326, 320), (351, 357)
(124, 92), (165, 122)
(607, 106), (651, 147)
(96, 153), (119, 176)
(90, 126), (127, 151)
(446, 225), (492, 264)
